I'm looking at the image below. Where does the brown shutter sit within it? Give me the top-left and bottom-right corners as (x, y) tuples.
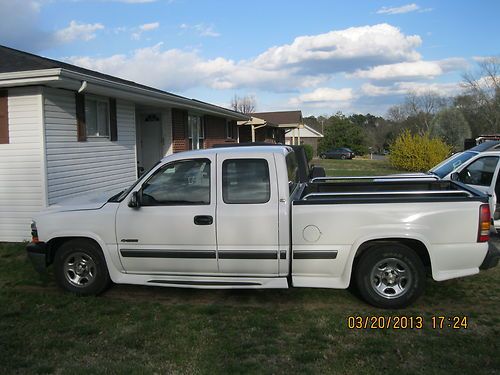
(172, 109), (188, 152)
(0, 91), (8, 144)
(109, 98), (117, 141)
(75, 92), (86, 142)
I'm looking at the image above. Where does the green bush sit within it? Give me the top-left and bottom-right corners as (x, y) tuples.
(302, 144), (314, 161)
(389, 130), (452, 172)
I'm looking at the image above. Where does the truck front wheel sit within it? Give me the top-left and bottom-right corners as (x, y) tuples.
(355, 244), (425, 309)
(54, 239), (111, 295)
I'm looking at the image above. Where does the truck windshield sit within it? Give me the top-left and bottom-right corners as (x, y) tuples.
(430, 151), (477, 178)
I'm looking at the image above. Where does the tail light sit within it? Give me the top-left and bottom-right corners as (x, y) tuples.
(478, 204), (490, 242)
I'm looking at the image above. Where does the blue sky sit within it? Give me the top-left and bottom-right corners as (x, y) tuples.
(1, 0), (498, 116)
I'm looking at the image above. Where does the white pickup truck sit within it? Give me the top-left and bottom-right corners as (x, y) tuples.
(26, 145), (499, 308)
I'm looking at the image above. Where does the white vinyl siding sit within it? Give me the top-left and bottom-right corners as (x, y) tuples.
(0, 87), (44, 242)
(44, 88), (137, 204)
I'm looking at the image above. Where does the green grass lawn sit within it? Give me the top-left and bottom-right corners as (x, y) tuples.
(1, 158), (499, 374)
(1, 241), (499, 374)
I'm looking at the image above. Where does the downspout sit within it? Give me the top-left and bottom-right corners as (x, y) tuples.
(78, 80), (88, 93)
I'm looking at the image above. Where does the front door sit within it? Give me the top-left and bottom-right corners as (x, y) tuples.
(116, 156), (217, 275)
(457, 155), (500, 219)
(216, 154), (280, 276)
(140, 114), (162, 171)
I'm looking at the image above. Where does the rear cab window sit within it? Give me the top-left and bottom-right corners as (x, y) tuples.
(222, 159), (270, 204)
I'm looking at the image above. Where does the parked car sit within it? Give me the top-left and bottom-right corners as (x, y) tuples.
(447, 151), (500, 232)
(320, 147), (355, 160)
(26, 145), (498, 309)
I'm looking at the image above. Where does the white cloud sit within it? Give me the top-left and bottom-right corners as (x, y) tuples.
(376, 3), (420, 15)
(291, 88), (354, 104)
(131, 21), (160, 40)
(252, 23), (422, 73)
(180, 23), (220, 37)
(54, 21), (104, 43)
(140, 22), (160, 31)
(351, 58), (468, 81)
(362, 81), (460, 97)
(110, 0), (159, 3)
(352, 61), (442, 80)
(65, 43), (325, 92)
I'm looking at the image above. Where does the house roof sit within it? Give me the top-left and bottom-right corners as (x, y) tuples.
(285, 124), (323, 138)
(0, 45), (248, 120)
(250, 110), (303, 127)
(236, 116), (279, 128)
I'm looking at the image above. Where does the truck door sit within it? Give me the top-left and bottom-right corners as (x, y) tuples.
(456, 155), (500, 218)
(216, 154), (280, 276)
(115, 157), (217, 274)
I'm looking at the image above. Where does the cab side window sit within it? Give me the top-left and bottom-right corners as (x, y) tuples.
(222, 159), (270, 204)
(458, 156), (499, 186)
(141, 159), (210, 205)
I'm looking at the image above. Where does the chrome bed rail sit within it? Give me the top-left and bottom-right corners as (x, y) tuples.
(310, 175), (439, 183)
(302, 189), (472, 201)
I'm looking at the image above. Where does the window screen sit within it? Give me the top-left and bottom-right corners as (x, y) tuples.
(222, 159), (270, 204)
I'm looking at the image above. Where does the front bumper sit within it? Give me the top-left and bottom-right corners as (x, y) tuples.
(480, 241), (500, 270)
(26, 242), (48, 274)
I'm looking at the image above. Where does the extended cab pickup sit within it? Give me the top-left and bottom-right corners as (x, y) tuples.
(26, 146), (498, 308)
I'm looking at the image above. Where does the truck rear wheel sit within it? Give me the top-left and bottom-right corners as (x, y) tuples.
(54, 239), (111, 296)
(355, 244), (425, 309)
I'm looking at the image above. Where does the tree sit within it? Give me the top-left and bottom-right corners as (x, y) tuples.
(430, 108), (471, 151)
(402, 90), (448, 134)
(318, 115), (367, 155)
(230, 94), (256, 114)
(461, 56), (500, 133)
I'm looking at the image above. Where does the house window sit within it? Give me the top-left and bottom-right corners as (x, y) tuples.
(85, 96), (110, 137)
(225, 120), (234, 139)
(188, 114), (204, 149)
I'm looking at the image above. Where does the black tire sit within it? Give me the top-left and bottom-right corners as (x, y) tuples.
(340, 154), (347, 160)
(54, 239), (111, 296)
(355, 244), (425, 309)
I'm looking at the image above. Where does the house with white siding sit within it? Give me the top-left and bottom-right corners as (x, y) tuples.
(0, 45), (248, 242)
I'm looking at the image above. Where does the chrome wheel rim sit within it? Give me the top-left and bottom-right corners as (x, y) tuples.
(63, 251), (97, 287)
(370, 257), (412, 299)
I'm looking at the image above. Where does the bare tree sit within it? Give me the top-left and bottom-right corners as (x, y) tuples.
(402, 90), (448, 134)
(461, 56), (500, 132)
(230, 94), (256, 114)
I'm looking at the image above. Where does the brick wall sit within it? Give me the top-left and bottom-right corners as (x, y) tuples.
(203, 116), (236, 148)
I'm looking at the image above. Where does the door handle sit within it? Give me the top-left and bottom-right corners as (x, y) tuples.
(194, 215), (213, 225)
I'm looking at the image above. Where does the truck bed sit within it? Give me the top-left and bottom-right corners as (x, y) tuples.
(297, 178), (487, 204)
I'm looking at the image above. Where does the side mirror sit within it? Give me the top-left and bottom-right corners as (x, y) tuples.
(128, 191), (141, 208)
(450, 172), (459, 181)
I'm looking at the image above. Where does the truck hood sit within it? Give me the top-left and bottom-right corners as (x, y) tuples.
(39, 189), (123, 214)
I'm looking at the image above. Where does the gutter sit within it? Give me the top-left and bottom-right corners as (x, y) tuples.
(0, 68), (249, 121)
(59, 69), (249, 121)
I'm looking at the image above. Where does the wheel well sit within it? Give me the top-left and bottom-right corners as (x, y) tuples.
(353, 238), (432, 275)
(46, 237), (102, 265)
